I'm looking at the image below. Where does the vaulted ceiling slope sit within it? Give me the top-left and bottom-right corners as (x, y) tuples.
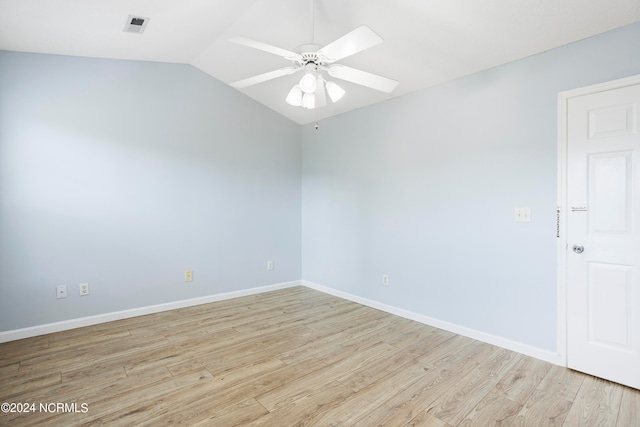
(1, 0), (639, 124)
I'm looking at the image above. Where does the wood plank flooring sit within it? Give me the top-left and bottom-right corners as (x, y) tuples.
(1, 286), (638, 426)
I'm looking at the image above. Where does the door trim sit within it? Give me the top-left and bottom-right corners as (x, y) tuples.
(556, 73), (640, 367)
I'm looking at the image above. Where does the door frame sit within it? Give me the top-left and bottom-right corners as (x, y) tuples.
(556, 73), (640, 367)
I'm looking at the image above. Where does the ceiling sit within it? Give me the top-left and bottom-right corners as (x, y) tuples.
(1, 0), (639, 125)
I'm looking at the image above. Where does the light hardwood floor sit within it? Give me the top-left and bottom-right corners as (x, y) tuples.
(1, 286), (638, 426)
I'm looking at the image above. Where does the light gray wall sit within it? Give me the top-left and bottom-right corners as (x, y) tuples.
(2, 23), (640, 350)
(0, 52), (301, 331)
(301, 23), (640, 352)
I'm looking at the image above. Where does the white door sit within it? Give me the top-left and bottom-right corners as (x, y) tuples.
(566, 82), (640, 389)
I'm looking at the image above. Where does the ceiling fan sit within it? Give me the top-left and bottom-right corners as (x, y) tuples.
(228, 14), (398, 110)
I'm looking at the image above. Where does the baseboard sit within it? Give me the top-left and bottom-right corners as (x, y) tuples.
(302, 280), (561, 365)
(1, 278), (562, 366)
(0, 280), (302, 343)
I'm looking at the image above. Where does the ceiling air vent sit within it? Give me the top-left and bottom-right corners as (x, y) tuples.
(123, 15), (150, 34)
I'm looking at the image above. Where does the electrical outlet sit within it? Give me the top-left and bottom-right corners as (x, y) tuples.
(57, 285), (67, 299)
(267, 260), (274, 271)
(185, 270), (193, 282)
(79, 283), (89, 296)
(382, 274), (389, 286)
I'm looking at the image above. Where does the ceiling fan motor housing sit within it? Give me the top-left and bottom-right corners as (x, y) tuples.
(299, 52), (321, 69)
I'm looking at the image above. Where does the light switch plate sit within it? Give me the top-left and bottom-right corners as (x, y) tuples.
(514, 207), (531, 222)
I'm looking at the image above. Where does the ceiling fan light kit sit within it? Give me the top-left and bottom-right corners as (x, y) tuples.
(285, 73), (344, 109)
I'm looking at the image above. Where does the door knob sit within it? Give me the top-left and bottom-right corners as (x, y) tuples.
(572, 244), (584, 254)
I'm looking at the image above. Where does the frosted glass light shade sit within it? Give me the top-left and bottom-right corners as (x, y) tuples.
(325, 80), (345, 103)
(299, 73), (317, 94)
(286, 85), (303, 106)
(302, 93), (315, 109)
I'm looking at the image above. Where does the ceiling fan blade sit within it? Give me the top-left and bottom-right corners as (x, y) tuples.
(317, 25), (383, 63)
(230, 67), (300, 89)
(327, 64), (398, 93)
(227, 37), (301, 61)
(315, 77), (327, 108)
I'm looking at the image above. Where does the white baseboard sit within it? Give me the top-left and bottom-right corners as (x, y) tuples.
(1, 278), (562, 366)
(0, 280), (302, 343)
(302, 280), (561, 365)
